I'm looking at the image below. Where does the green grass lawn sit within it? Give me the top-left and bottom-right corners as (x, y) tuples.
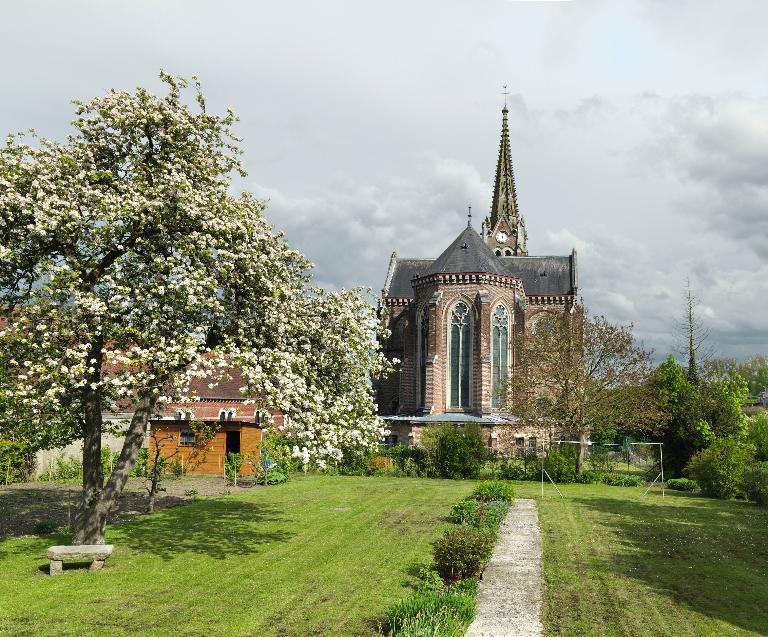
(2, 476), (767, 637)
(0, 475), (473, 637)
(513, 481), (768, 637)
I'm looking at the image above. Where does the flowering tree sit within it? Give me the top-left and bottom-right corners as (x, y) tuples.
(0, 73), (390, 543)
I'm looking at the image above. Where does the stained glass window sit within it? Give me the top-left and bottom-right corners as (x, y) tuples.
(419, 309), (429, 407)
(491, 304), (509, 408)
(450, 302), (471, 407)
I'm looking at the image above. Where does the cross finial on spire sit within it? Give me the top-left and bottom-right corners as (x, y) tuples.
(467, 204), (472, 228)
(501, 83), (510, 109)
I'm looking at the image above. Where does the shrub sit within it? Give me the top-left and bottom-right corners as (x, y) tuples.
(33, 520), (58, 535)
(39, 453), (82, 481)
(602, 473), (643, 487)
(130, 448), (149, 477)
(449, 498), (508, 530)
(369, 455), (394, 474)
(544, 451), (576, 483)
(472, 480), (515, 503)
(478, 460), (502, 480)
(449, 498), (480, 525)
(266, 467), (288, 485)
(433, 527), (495, 580)
(415, 565), (444, 592)
(167, 457), (184, 477)
(666, 477), (699, 492)
(0, 441), (35, 484)
(386, 584), (476, 636)
(338, 450), (374, 476)
(500, 460), (527, 480)
(748, 413), (768, 461)
(686, 436), (754, 499)
(742, 462), (768, 506)
(576, 470), (605, 484)
(422, 423), (487, 480)
(224, 452), (243, 480)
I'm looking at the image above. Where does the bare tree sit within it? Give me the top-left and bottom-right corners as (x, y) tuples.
(509, 309), (666, 473)
(676, 279), (714, 385)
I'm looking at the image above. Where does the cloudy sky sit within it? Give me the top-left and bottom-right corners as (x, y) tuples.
(2, 1), (767, 360)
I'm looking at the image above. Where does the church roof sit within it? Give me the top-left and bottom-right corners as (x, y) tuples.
(382, 246), (576, 299)
(502, 255), (575, 296)
(425, 227), (509, 277)
(384, 258), (433, 297)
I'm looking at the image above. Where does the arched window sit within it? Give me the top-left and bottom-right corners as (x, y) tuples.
(491, 305), (509, 408)
(504, 248), (513, 256)
(174, 409), (184, 420)
(495, 249), (502, 256)
(418, 309), (429, 407)
(449, 302), (471, 408)
(219, 409), (227, 422)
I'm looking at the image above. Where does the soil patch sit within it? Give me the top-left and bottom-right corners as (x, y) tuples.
(0, 476), (254, 538)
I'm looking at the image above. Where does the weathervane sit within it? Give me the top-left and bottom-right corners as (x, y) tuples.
(501, 83), (509, 107)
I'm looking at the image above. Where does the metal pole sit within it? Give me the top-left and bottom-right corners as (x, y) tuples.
(660, 443), (665, 499)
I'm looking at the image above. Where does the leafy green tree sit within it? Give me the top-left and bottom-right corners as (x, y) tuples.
(509, 309), (665, 473)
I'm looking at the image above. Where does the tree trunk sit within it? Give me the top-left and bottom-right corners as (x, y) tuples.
(73, 393), (156, 544)
(576, 431), (589, 474)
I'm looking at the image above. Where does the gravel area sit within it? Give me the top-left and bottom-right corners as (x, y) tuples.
(0, 476), (254, 538)
(465, 499), (544, 637)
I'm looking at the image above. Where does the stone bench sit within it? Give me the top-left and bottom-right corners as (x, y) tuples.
(47, 545), (114, 576)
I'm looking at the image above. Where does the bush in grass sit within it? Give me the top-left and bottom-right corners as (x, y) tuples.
(686, 436), (754, 499)
(576, 470), (606, 484)
(666, 477), (699, 492)
(602, 473), (644, 487)
(449, 498), (508, 530)
(433, 527), (495, 580)
(33, 520), (58, 535)
(543, 451), (576, 483)
(369, 455), (394, 474)
(386, 581), (477, 636)
(742, 462), (768, 506)
(415, 565), (444, 592)
(472, 480), (515, 502)
(449, 498), (481, 525)
(266, 467), (288, 484)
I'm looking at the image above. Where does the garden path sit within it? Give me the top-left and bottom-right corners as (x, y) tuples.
(465, 498), (543, 637)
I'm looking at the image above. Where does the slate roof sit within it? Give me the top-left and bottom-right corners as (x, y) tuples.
(385, 258), (433, 297)
(426, 227), (509, 276)
(503, 255), (575, 296)
(382, 228), (576, 299)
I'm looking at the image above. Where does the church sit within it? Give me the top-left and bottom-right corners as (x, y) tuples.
(376, 106), (578, 454)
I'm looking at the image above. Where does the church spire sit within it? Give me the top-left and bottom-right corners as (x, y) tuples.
(489, 105), (519, 230)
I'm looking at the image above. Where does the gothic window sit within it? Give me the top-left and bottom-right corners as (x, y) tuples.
(491, 304), (509, 408)
(449, 302), (471, 408)
(418, 309), (429, 407)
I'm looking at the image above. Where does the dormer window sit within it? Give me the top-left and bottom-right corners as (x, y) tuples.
(504, 249), (513, 256)
(495, 249), (502, 256)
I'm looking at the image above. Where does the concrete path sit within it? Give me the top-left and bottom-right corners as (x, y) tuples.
(465, 499), (544, 637)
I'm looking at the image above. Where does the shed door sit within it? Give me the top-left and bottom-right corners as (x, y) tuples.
(226, 430), (241, 455)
